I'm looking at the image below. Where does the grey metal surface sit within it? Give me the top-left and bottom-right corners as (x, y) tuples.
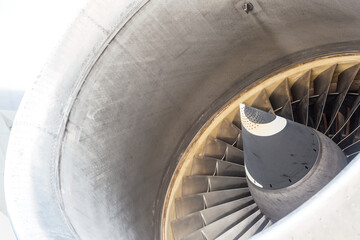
(325, 64), (360, 134)
(337, 122), (360, 147)
(182, 176), (247, 196)
(209, 176), (247, 191)
(343, 139), (360, 156)
(241, 106), (320, 190)
(236, 132), (244, 150)
(201, 204), (258, 239)
(253, 155), (360, 240)
(216, 119), (241, 145)
(237, 215), (268, 240)
(225, 145), (244, 164)
(171, 213), (204, 240)
(262, 220), (272, 230)
(182, 231), (205, 240)
(331, 88), (360, 140)
(182, 205), (259, 240)
(215, 210), (261, 240)
(172, 135), (252, 240)
(191, 156), (217, 176)
(270, 79), (293, 120)
(250, 90), (274, 113)
(217, 161), (245, 177)
(175, 188), (250, 219)
(172, 195), (254, 240)
(5, 0), (360, 239)
(204, 137), (227, 159)
(182, 176), (210, 196)
(313, 65), (336, 128)
(191, 156), (245, 177)
(201, 197), (254, 225)
(291, 71), (310, 125)
(248, 130), (347, 221)
(175, 195), (204, 219)
(203, 188), (250, 208)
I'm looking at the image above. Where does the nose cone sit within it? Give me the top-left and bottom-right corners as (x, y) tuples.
(240, 104), (346, 221)
(240, 104), (319, 190)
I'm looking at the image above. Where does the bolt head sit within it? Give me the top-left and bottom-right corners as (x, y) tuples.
(242, 2), (254, 14)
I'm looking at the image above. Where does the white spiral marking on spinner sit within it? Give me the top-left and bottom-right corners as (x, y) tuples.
(245, 165), (263, 188)
(240, 104), (287, 137)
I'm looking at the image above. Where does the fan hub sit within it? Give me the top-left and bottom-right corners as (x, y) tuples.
(162, 54), (360, 240)
(241, 105), (347, 221)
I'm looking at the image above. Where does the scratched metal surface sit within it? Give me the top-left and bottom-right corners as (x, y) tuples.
(5, 0), (360, 239)
(253, 154), (360, 240)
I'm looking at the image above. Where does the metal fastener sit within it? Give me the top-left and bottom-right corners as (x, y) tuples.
(242, 2), (254, 14)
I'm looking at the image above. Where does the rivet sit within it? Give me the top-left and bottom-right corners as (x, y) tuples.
(242, 2), (254, 14)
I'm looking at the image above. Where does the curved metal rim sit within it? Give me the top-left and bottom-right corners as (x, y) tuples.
(4, 1), (150, 239)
